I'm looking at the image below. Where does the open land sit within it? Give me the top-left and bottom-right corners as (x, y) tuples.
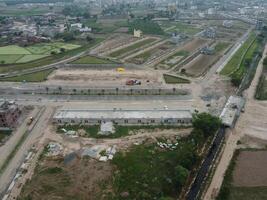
(0, 43), (80, 64)
(109, 38), (158, 58)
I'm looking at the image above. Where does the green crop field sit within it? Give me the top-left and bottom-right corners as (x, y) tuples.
(0, 68), (54, 82)
(0, 38), (103, 74)
(0, 45), (31, 54)
(0, 43), (81, 65)
(71, 55), (116, 64)
(163, 74), (190, 84)
(109, 38), (156, 58)
(220, 33), (256, 75)
(215, 42), (231, 53)
(164, 21), (201, 35)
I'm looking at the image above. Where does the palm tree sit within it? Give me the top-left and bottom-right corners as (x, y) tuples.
(73, 88), (77, 94)
(45, 87), (49, 94)
(116, 88), (119, 95)
(57, 86), (62, 94)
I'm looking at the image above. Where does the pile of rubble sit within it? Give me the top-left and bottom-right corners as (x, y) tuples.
(46, 142), (63, 156)
(81, 145), (117, 162)
(157, 141), (179, 150)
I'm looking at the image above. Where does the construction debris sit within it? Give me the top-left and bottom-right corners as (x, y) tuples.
(46, 142), (63, 156)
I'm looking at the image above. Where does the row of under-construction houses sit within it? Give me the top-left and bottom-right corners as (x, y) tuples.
(52, 96), (245, 128)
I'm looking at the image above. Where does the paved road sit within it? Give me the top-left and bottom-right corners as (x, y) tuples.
(186, 127), (225, 200)
(203, 43), (267, 200)
(0, 108), (39, 170)
(0, 107), (54, 197)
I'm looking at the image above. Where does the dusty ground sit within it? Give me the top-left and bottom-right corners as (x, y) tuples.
(47, 68), (164, 87)
(183, 54), (219, 76)
(182, 38), (209, 52)
(90, 34), (139, 55)
(233, 151), (267, 187)
(19, 155), (113, 200)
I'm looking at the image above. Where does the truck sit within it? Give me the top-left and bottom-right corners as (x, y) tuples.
(27, 117), (34, 125)
(126, 79), (141, 86)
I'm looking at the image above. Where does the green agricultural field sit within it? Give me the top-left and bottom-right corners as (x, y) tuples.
(15, 55), (47, 63)
(0, 38), (103, 74)
(215, 42), (231, 53)
(109, 38), (156, 58)
(0, 55), (23, 64)
(220, 33), (256, 75)
(72, 56), (116, 64)
(163, 74), (190, 84)
(0, 45), (31, 54)
(0, 68), (54, 82)
(0, 43), (81, 65)
(165, 22), (201, 35)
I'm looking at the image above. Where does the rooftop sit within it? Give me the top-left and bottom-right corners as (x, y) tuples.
(53, 109), (192, 120)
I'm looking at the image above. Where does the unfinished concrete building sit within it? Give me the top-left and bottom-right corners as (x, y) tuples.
(53, 109), (192, 126)
(0, 101), (21, 128)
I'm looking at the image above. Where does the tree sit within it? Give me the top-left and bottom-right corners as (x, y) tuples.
(72, 88), (77, 94)
(0, 60), (5, 64)
(192, 113), (221, 137)
(60, 48), (65, 53)
(231, 73), (241, 87)
(174, 165), (189, 186)
(181, 68), (186, 74)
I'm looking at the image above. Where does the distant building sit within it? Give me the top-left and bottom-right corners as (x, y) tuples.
(53, 108), (192, 126)
(202, 27), (216, 39)
(223, 20), (233, 28)
(134, 29), (142, 38)
(0, 101), (21, 128)
(201, 46), (215, 55)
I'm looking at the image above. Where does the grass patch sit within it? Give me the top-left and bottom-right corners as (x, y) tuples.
(71, 55), (116, 64)
(0, 130), (29, 175)
(165, 21), (201, 35)
(255, 75), (267, 100)
(128, 19), (165, 35)
(0, 38), (103, 74)
(160, 50), (190, 68)
(220, 32), (256, 75)
(0, 68), (54, 82)
(217, 150), (267, 200)
(109, 38), (156, 58)
(58, 125), (183, 139)
(163, 74), (190, 84)
(0, 129), (12, 142)
(215, 42), (230, 53)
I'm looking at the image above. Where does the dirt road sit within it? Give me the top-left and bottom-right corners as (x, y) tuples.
(0, 107), (54, 197)
(0, 108), (39, 170)
(203, 43), (267, 200)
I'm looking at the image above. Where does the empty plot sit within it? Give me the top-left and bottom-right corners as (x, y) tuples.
(16, 55), (47, 63)
(183, 54), (219, 76)
(0, 54), (23, 64)
(109, 38), (157, 58)
(0, 45), (31, 55)
(233, 151), (267, 187)
(72, 56), (116, 64)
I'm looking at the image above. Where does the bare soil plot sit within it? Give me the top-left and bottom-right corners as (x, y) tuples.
(233, 151), (267, 187)
(19, 156), (113, 200)
(47, 68), (163, 87)
(90, 34), (139, 55)
(128, 41), (177, 64)
(182, 54), (219, 77)
(157, 38), (208, 70)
